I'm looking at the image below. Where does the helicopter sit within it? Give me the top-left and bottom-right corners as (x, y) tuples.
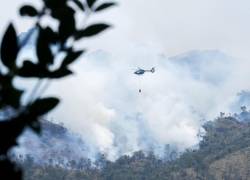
(134, 67), (155, 93)
(134, 67), (155, 75)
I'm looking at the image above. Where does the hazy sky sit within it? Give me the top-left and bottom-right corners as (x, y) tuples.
(1, 0), (250, 58)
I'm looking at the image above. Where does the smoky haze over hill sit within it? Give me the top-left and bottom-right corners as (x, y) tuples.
(16, 45), (250, 161)
(13, 110), (250, 180)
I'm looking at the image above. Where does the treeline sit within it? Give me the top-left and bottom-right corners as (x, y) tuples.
(21, 114), (250, 180)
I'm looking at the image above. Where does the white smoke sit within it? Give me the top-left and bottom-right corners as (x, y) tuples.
(31, 45), (250, 161)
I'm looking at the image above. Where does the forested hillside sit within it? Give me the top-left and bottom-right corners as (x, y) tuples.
(16, 110), (250, 180)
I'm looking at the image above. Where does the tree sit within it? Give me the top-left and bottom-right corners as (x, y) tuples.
(0, 0), (116, 179)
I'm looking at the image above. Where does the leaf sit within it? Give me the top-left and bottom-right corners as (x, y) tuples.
(44, 27), (58, 43)
(52, 6), (76, 41)
(36, 28), (54, 66)
(0, 23), (19, 70)
(5, 87), (23, 109)
(61, 50), (84, 67)
(87, 0), (97, 8)
(95, 2), (116, 12)
(74, 23), (110, 40)
(58, 18), (76, 41)
(18, 61), (49, 78)
(30, 97), (59, 116)
(19, 5), (38, 17)
(43, 0), (67, 10)
(18, 61), (72, 78)
(0, 76), (23, 109)
(73, 0), (85, 11)
(51, 5), (75, 20)
(50, 68), (73, 78)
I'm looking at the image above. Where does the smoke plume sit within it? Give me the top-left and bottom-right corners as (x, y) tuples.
(19, 46), (248, 161)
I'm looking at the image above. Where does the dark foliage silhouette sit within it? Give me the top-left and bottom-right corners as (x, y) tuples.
(0, 0), (115, 179)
